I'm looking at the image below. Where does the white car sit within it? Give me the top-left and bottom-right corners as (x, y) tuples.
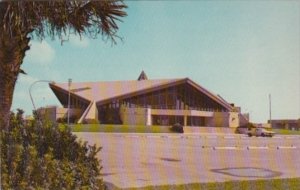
(248, 128), (275, 137)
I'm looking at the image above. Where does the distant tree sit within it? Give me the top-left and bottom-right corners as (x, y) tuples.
(0, 0), (127, 129)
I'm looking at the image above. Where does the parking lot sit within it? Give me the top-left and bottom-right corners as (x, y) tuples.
(74, 133), (300, 189)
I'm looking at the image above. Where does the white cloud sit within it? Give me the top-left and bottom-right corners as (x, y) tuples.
(26, 41), (55, 65)
(69, 35), (89, 48)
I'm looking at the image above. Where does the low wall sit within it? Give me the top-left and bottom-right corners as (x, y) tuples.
(184, 127), (236, 134)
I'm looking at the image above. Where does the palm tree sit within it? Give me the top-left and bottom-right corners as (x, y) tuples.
(0, 0), (127, 129)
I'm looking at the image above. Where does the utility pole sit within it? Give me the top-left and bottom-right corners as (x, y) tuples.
(269, 94), (272, 125)
(68, 78), (72, 125)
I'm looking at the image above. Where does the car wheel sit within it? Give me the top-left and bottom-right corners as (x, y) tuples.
(261, 133), (265, 137)
(248, 133), (252, 137)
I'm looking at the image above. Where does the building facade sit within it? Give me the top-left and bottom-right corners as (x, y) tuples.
(47, 72), (248, 127)
(269, 119), (300, 130)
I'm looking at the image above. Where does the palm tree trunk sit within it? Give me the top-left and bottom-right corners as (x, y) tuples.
(0, 33), (30, 130)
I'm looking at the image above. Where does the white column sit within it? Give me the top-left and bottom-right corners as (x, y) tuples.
(184, 115), (187, 126)
(146, 108), (152, 126)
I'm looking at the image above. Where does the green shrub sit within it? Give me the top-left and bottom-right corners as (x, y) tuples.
(170, 123), (184, 133)
(83, 119), (100, 124)
(56, 115), (79, 124)
(1, 109), (104, 190)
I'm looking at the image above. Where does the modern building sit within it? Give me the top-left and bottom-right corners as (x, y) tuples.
(46, 71), (248, 127)
(268, 119), (300, 130)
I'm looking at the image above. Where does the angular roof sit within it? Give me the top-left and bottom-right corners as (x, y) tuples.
(50, 78), (182, 103)
(50, 77), (233, 111)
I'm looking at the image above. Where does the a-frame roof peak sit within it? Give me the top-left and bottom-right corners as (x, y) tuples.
(138, 70), (148, 81)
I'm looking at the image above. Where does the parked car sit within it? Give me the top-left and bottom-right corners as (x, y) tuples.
(235, 126), (250, 134)
(248, 128), (275, 137)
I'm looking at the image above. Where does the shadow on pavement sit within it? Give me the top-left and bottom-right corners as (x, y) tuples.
(103, 181), (120, 190)
(211, 167), (282, 178)
(101, 172), (115, 177)
(160, 157), (181, 162)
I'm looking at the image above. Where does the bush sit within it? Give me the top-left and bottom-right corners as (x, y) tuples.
(1, 109), (104, 190)
(170, 123), (184, 133)
(56, 115), (78, 124)
(83, 119), (100, 124)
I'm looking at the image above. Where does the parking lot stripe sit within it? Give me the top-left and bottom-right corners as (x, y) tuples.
(247, 146), (269, 150)
(167, 136), (182, 139)
(213, 146), (237, 150)
(125, 135), (139, 138)
(224, 136), (235, 139)
(206, 136), (217, 139)
(187, 136), (200, 139)
(146, 135), (161, 138)
(286, 136), (297, 139)
(277, 146), (297, 149)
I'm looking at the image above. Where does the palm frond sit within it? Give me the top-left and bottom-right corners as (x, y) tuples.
(0, 0), (127, 43)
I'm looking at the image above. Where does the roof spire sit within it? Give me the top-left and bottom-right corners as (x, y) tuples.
(137, 70), (148, 81)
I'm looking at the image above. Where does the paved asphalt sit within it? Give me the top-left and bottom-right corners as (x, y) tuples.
(74, 133), (300, 189)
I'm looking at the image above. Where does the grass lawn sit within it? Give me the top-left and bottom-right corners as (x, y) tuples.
(273, 129), (300, 135)
(60, 123), (300, 135)
(62, 124), (173, 133)
(120, 178), (300, 190)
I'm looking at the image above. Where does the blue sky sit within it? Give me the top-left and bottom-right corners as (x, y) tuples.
(12, 1), (300, 123)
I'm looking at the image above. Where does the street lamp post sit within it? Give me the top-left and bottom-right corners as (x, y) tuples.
(67, 78), (72, 125)
(29, 80), (55, 111)
(29, 80), (55, 125)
